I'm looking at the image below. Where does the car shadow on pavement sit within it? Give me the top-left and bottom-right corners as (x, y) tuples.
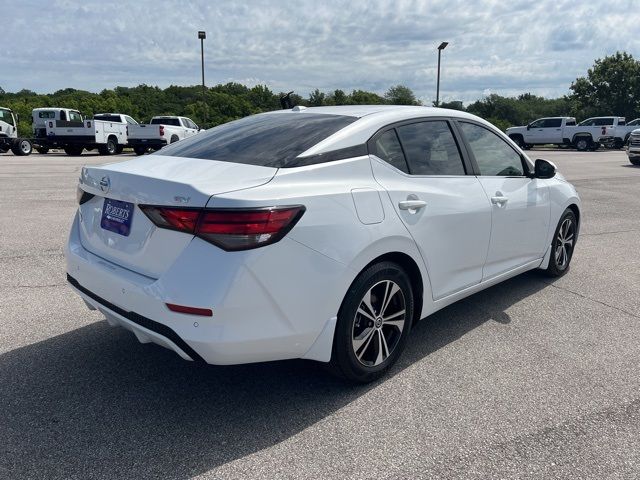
(0, 271), (547, 479)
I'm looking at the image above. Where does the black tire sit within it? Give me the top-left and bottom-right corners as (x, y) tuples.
(170, 135), (179, 144)
(115, 145), (124, 155)
(545, 209), (577, 277)
(36, 147), (49, 154)
(574, 137), (590, 151)
(630, 157), (640, 166)
(64, 146), (83, 156)
(99, 137), (117, 155)
(11, 139), (32, 156)
(133, 146), (147, 156)
(509, 135), (525, 148)
(330, 261), (414, 383)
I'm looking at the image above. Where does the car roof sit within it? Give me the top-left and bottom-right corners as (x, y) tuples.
(267, 105), (494, 157)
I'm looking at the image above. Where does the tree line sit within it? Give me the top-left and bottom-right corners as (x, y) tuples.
(1, 51), (638, 137)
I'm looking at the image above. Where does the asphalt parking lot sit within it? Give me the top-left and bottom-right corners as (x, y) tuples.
(1, 149), (639, 479)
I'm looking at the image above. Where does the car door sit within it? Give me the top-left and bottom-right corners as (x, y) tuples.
(370, 119), (492, 300)
(523, 119), (546, 144)
(540, 118), (563, 143)
(181, 118), (198, 139)
(457, 121), (550, 280)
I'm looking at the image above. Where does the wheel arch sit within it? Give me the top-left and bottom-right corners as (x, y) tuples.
(107, 134), (118, 144)
(566, 203), (581, 236)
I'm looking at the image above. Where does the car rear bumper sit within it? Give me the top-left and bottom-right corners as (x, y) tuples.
(65, 212), (346, 365)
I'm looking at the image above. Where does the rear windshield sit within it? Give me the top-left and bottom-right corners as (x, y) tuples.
(157, 112), (357, 168)
(151, 117), (181, 126)
(94, 114), (122, 123)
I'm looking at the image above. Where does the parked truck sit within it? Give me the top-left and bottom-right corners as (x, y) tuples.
(627, 129), (640, 165)
(127, 116), (200, 155)
(0, 107), (33, 156)
(506, 117), (576, 149)
(32, 107), (84, 154)
(507, 116), (638, 151)
(43, 112), (138, 156)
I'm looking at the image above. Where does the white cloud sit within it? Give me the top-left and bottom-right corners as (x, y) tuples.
(3, 0), (640, 104)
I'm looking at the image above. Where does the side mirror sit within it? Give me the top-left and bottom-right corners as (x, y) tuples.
(534, 158), (556, 179)
(526, 124), (531, 130)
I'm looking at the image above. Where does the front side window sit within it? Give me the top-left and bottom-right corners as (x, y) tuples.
(38, 111), (56, 119)
(373, 129), (408, 173)
(530, 119), (545, 128)
(395, 121), (465, 175)
(0, 109), (14, 126)
(459, 122), (524, 176)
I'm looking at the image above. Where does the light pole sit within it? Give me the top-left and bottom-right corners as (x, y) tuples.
(436, 41), (448, 107)
(198, 30), (206, 125)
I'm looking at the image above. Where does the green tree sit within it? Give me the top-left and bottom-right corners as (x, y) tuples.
(570, 52), (640, 120)
(308, 88), (326, 107)
(384, 85), (419, 105)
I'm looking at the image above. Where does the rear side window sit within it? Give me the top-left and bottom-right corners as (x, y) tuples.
(545, 118), (562, 127)
(157, 113), (357, 168)
(619, 119), (626, 126)
(396, 121), (465, 175)
(373, 129), (409, 173)
(69, 111), (82, 122)
(151, 118), (181, 126)
(459, 122), (524, 176)
(566, 119), (576, 126)
(94, 115), (121, 123)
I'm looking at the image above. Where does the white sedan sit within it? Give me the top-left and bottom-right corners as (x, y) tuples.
(67, 105), (580, 382)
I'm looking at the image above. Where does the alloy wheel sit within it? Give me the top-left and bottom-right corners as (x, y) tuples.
(554, 217), (575, 270)
(351, 280), (406, 367)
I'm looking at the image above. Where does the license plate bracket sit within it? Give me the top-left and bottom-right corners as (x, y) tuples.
(101, 198), (134, 237)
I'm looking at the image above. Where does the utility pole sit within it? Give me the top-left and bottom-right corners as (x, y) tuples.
(198, 31), (207, 125)
(436, 42), (448, 107)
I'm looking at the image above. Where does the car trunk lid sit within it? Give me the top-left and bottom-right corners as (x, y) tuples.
(77, 155), (277, 278)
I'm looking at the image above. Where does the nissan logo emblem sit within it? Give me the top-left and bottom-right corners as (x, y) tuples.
(99, 176), (110, 193)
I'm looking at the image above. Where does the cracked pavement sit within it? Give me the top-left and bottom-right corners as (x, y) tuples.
(0, 149), (639, 479)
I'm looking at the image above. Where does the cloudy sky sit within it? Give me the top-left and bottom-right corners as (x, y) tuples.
(4, 0), (640, 104)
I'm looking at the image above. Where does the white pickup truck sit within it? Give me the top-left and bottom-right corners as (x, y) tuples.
(0, 107), (32, 155)
(506, 117), (577, 149)
(44, 112), (137, 156)
(508, 116), (637, 151)
(32, 107), (84, 154)
(127, 116), (200, 155)
(627, 129), (640, 165)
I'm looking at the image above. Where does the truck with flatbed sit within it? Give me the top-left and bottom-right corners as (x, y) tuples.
(127, 116), (200, 155)
(0, 107), (32, 156)
(32, 107), (84, 153)
(43, 112), (139, 156)
(507, 116), (638, 151)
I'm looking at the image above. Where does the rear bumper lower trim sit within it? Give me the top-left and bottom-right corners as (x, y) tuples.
(67, 274), (205, 363)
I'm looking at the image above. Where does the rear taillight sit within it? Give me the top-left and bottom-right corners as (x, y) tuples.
(159, 125), (164, 136)
(77, 186), (95, 205)
(139, 205), (305, 251)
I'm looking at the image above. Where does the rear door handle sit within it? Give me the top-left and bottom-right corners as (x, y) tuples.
(398, 200), (427, 211)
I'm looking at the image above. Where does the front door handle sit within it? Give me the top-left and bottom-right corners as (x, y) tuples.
(491, 195), (508, 206)
(398, 200), (427, 211)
